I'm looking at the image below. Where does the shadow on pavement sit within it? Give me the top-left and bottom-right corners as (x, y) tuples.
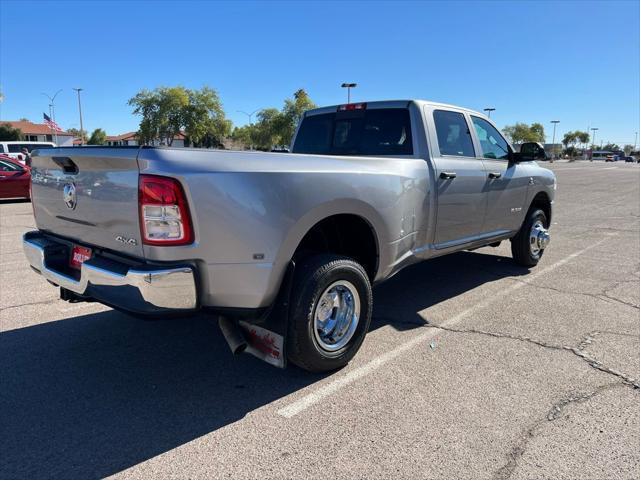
(0, 250), (529, 479)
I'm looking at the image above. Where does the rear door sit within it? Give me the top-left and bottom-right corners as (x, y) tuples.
(469, 116), (529, 233)
(30, 147), (144, 257)
(428, 108), (488, 247)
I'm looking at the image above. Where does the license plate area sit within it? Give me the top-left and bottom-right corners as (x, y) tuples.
(69, 245), (92, 270)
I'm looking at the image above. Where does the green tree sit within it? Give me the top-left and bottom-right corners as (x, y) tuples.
(623, 144), (634, 154)
(67, 128), (87, 142)
(575, 131), (589, 145)
(0, 123), (22, 141)
(602, 143), (620, 152)
(502, 122), (545, 144)
(128, 86), (188, 146)
(250, 108), (282, 150)
(87, 128), (107, 145)
(233, 89), (317, 150)
(129, 85), (231, 147)
(529, 123), (546, 143)
(183, 86), (232, 147)
(231, 125), (255, 149)
(279, 89), (316, 145)
(562, 131), (578, 149)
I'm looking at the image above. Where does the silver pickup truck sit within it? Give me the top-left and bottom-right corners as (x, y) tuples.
(24, 100), (555, 371)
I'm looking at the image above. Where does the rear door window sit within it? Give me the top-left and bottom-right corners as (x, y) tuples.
(433, 110), (475, 157)
(292, 108), (413, 156)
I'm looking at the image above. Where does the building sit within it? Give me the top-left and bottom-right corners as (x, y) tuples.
(105, 131), (187, 147)
(0, 120), (75, 146)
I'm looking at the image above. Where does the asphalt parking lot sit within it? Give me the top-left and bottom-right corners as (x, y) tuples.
(1, 160), (638, 479)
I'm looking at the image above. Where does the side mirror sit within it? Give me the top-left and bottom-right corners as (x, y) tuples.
(518, 142), (547, 162)
(511, 142), (546, 163)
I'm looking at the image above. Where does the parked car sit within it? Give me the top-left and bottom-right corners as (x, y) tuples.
(623, 156), (636, 163)
(23, 100), (555, 372)
(0, 141), (56, 163)
(0, 155), (31, 199)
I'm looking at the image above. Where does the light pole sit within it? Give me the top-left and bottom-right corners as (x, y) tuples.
(590, 128), (598, 160)
(237, 109), (259, 125)
(483, 107), (495, 118)
(72, 88), (84, 144)
(341, 83), (357, 103)
(41, 89), (63, 144)
(634, 131), (638, 151)
(550, 120), (560, 161)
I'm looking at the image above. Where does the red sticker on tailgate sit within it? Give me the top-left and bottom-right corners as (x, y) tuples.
(69, 245), (92, 270)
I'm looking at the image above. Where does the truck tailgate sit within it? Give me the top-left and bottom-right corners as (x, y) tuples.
(30, 147), (144, 258)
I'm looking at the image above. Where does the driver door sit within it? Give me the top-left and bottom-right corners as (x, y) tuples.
(469, 116), (529, 233)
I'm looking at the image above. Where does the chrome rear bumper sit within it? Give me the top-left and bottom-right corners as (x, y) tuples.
(23, 231), (197, 314)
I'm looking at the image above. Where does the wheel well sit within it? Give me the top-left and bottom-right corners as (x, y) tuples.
(530, 192), (551, 224)
(293, 214), (379, 281)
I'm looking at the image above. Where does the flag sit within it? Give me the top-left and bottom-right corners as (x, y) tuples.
(43, 113), (63, 132)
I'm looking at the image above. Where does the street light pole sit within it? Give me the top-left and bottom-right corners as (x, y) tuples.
(41, 89), (63, 145)
(483, 107), (495, 118)
(634, 131), (638, 151)
(237, 109), (259, 125)
(550, 120), (560, 162)
(73, 88), (84, 144)
(590, 127), (598, 156)
(341, 83), (357, 103)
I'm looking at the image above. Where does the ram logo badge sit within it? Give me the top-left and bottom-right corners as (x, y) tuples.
(63, 183), (77, 210)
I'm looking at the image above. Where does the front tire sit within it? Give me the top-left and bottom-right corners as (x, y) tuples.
(511, 208), (549, 267)
(287, 254), (372, 372)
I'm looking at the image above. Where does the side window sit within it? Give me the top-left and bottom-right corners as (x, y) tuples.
(471, 116), (509, 160)
(433, 110), (475, 157)
(0, 144), (4, 153)
(0, 160), (22, 172)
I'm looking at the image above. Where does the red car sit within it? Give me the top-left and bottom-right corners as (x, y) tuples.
(0, 154), (31, 200)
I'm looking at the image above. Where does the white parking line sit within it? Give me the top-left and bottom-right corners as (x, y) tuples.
(277, 236), (614, 418)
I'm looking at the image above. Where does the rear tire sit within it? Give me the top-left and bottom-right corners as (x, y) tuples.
(287, 254), (372, 372)
(511, 208), (548, 267)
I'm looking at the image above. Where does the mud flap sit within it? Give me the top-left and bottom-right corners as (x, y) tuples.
(237, 261), (296, 368)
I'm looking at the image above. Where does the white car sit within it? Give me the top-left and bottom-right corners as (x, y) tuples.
(0, 141), (56, 163)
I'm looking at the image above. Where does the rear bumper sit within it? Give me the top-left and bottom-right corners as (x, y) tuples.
(23, 231), (198, 315)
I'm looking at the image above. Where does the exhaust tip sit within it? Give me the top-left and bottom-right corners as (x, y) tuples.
(218, 317), (248, 355)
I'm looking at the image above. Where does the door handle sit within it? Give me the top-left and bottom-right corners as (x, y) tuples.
(439, 171), (457, 179)
(488, 172), (502, 179)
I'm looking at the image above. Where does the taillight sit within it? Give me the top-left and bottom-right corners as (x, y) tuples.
(139, 175), (193, 246)
(337, 103), (367, 111)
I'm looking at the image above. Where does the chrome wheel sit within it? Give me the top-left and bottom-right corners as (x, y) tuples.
(313, 280), (361, 352)
(529, 220), (550, 257)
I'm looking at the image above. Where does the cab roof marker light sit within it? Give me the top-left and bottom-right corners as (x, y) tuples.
(337, 103), (367, 111)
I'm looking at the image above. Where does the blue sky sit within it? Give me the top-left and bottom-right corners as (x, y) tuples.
(1, 0), (638, 146)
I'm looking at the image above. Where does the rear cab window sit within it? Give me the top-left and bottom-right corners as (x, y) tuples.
(292, 107), (413, 156)
(433, 110), (475, 157)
